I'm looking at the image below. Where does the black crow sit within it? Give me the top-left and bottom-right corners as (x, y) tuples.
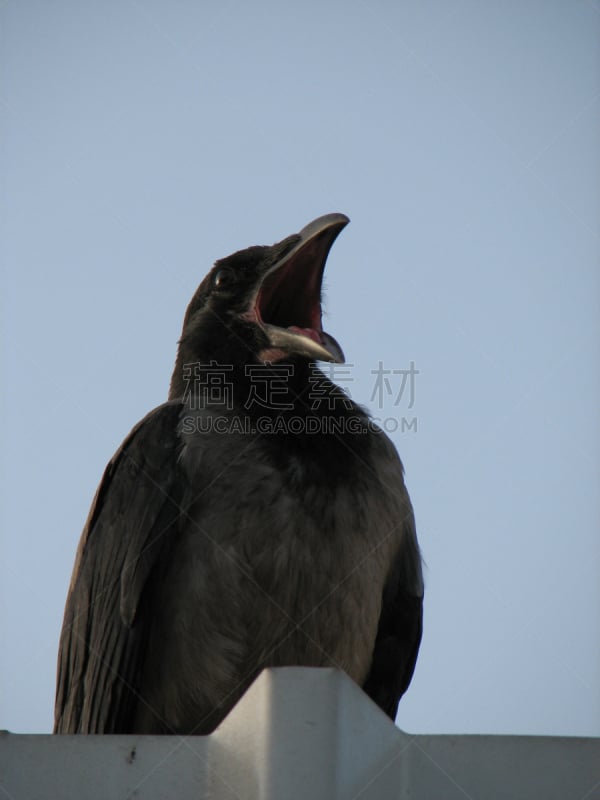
(54, 214), (423, 735)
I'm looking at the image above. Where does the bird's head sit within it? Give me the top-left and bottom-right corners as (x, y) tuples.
(169, 214), (348, 400)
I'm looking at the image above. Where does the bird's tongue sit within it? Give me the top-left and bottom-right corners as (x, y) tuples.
(287, 325), (322, 344)
(262, 323), (345, 363)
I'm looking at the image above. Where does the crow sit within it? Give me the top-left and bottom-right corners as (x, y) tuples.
(54, 214), (423, 735)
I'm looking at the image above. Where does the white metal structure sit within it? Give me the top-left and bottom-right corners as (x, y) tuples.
(1, 668), (598, 799)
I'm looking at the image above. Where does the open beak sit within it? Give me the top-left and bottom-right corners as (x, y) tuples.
(254, 213), (349, 363)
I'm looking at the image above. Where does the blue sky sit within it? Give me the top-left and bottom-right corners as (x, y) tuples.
(1, 1), (599, 737)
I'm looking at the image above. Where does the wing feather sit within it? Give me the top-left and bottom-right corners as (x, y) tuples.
(362, 506), (423, 721)
(54, 401), (184, 733)
(361, 429), (424, 721)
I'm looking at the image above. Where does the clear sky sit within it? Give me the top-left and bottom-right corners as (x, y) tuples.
(1, 1), (599, 738)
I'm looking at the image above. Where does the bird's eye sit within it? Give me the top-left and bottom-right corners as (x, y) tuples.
(213, 267), (235, 290)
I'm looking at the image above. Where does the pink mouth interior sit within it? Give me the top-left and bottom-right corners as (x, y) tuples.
(286, 325), (322, 344)
(255, 239), (324, 337)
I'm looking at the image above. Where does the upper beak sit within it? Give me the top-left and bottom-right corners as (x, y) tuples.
(255, 213), (349, 363)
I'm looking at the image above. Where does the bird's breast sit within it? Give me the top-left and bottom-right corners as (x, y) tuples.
(141, 418), (405, 732)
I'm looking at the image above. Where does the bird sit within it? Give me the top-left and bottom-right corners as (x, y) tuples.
(54, 213), (423, 735)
